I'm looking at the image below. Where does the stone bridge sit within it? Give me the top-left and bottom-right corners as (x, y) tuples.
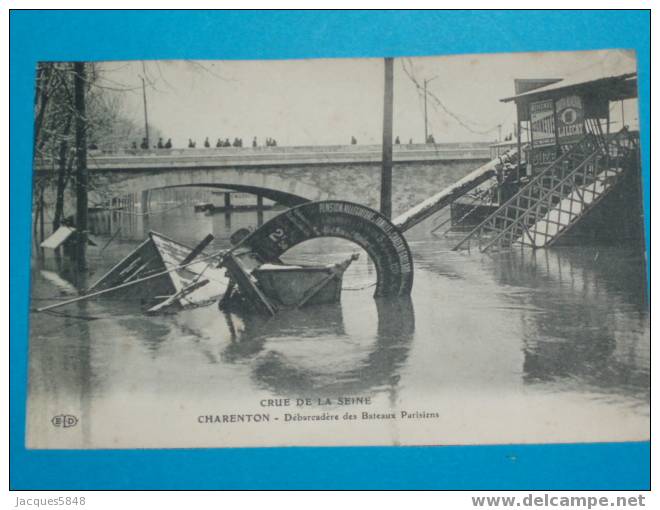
(34, 143), (491, 217)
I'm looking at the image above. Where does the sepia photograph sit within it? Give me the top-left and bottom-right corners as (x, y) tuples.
(25, 48), (648, 450)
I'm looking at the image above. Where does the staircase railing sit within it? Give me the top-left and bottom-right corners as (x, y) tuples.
(452, 136), (595, 251)
(452, 130), (637, 252)
(480, 152), (601, 252)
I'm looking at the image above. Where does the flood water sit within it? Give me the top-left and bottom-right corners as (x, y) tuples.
(26, 193), (650, 449)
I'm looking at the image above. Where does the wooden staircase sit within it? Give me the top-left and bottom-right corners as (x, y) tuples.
(453, 131), (639, 253)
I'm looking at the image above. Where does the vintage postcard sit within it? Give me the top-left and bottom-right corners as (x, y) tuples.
(26, 49), (648, 449)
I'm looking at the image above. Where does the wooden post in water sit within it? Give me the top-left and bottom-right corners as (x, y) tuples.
(380, 57), (394, 219)
(73, 62), (88, 269)
(256, 195), (264, 225)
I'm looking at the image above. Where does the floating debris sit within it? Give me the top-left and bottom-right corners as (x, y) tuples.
(40, 226), (76, 250)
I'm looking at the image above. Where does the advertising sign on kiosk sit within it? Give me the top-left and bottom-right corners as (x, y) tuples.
(530, 98), (557, 168)
(556, 94), (585, 145)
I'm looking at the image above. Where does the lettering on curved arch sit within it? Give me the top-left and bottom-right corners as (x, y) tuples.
(243, 201), (414, 297)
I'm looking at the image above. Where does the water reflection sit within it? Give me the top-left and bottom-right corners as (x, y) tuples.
(494, 248), (649, 404)
(241, 297), (414, 397)
(221, 305), (346, 363)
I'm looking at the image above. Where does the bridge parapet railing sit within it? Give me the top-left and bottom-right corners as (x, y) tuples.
(34, 143), (492, 171)
(86, 141), (492, 156)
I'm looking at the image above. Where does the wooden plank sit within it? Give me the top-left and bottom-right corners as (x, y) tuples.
(181, 234), (214, 265)
(147, 279), (210, 313)
(222, 254), (276, 316)
(40, 226), (75, 249)
(393, 149), (517, 232)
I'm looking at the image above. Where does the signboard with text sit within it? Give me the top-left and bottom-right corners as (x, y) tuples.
(530, 99), (557, 169)
(556, 94), (585, 145)
(530, 99), (556, 148)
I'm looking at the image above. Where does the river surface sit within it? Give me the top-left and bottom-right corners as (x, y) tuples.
(26, 197), (650, 448)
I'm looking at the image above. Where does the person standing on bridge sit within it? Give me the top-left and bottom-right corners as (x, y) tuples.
(204, 137), (210, 148)
(188, 138), (196, 148)
(350, 136), (357, 145)
(395, 136), (400, 144)
(224, 138), (231, 147)
(157, 137), (164, 149)
(216, 138), (223, 148)
(140, 138), (148, 150)
(252, 136), (258, 147)
(165, 138), (172, 149)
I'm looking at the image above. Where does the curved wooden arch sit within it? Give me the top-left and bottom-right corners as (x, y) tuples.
(242, 201), (414, 297)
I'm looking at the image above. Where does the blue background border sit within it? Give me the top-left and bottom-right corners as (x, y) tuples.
(10, 10), (650, 490)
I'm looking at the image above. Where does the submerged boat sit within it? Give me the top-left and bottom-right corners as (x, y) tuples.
(219, 246), (359, 316)
(86, 229), (358, 316)
(87, 231), (228, 312)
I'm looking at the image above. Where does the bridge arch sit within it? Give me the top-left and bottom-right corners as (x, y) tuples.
(149, 184), (311, 208)
(91, 167), (330, 207)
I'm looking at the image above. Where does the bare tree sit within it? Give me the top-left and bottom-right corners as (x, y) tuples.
(32, 61), (165, 236)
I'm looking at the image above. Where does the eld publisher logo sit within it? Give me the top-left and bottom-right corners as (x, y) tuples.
(51, 414), (78, 428)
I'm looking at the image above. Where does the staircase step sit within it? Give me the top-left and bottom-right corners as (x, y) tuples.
(516, 167), (624, 248)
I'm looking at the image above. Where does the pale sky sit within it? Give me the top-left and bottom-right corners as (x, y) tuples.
(93, 49), (638, 148)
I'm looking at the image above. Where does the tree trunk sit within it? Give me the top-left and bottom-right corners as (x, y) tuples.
(33, 64), (53, 158)
(53, 113), (73, 231)
(33, 187), (41, 242)
(39, 185), (45, 242)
